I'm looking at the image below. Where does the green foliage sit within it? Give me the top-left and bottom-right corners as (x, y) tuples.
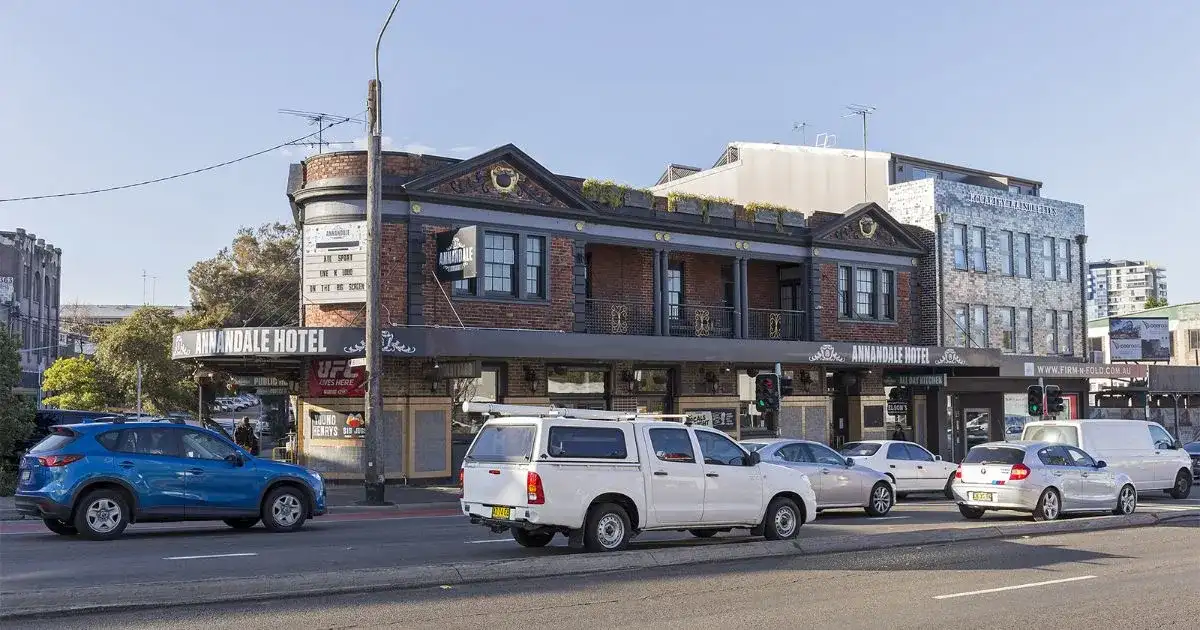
(0, 330), (35, 495)
(41, 356), (115, 411)
(187, 222), (300, 327)
(581, 179), (653, 209)
(666, 192), (734, 224)
(1143, 296), (1169, 310)
(93, 307), (196, 414)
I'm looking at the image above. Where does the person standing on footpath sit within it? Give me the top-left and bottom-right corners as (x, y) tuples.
(235, 417), (259, 455)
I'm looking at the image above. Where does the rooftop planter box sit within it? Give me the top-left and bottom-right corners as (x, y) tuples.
(582, 179), (656, 211)
(746, 202), (805, 232)
(668, 193), (735, 224)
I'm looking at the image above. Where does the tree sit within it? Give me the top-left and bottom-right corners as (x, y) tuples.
(0, 329), (36, 494)
(187, 222), (300, 328)
(1144, 296), (1168, 310)
(93, 307), (196, 414)
(41, 356), (115, 411)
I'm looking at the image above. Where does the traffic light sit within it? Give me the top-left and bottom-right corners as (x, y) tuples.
(755, 373), (780, 413)
(780, 376), (794, 397)
(1027, 385), (1044, 417)
(1045, 385), (1065, 415)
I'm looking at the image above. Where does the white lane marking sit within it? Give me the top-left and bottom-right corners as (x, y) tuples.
(0, 514), (462, 537)
(466, 539), (512, 544)
(869, 516), (911, 520)
(933, 575), (1097, 600)
(163, 552), (259, 560)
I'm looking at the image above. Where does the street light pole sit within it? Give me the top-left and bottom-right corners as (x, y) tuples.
(363, 0), (401, 506)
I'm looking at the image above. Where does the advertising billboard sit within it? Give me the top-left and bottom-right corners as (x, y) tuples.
(1108, 317), (1170, 361)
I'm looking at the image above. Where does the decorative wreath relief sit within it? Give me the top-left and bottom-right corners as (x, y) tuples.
(858, 216), (878, 239)
(490, 166), (520, 194)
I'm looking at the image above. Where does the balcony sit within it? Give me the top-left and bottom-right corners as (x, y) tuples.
(748, 308), (807, 341)
(668, 304), (736, 338)
(585, 298), (655, 336)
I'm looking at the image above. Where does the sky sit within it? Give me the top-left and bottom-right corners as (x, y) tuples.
(1, 1), (1197, 307)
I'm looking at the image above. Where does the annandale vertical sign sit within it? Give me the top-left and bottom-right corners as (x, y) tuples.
(435, 226), (478, 282)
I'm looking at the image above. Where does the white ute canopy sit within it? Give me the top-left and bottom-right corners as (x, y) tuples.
(462, 401), (694, 424)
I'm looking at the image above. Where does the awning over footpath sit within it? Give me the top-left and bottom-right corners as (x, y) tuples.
(171, 326), (1002, 369)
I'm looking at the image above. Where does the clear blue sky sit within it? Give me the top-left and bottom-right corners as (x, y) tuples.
(1, 1), (1196, 306)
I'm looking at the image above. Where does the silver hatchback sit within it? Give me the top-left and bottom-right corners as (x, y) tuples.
(741, 439), (896, 517)
(952, 441), (1138, 521)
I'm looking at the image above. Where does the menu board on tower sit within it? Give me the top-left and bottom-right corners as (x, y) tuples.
(303, 221), (367, 304)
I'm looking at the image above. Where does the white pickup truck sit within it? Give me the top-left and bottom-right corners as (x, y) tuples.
(459, 403), (818, 552)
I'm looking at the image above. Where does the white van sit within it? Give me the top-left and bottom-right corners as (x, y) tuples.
(459, 403), (818, 552)
(1020, 419), (1192, 498)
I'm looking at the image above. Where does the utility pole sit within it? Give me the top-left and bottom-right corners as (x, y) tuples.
(843, 104), (876, 200)
(136, 361), (143, 417)
(362, 0), (401, 506)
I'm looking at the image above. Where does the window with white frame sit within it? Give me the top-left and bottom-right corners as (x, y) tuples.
(1016, 308), (1033, 354)
(952, 224), (968, 270)
(999, 231), (1014, 275)
(1014, 232), (1030, 278)
(969, 226), (986, 272)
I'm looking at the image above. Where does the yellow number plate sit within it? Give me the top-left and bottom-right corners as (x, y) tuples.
(490, 506), (512, 520)
(969, 492), (994, 502)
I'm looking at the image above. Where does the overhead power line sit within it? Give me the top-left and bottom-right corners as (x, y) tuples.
(0, 114), (363, 204)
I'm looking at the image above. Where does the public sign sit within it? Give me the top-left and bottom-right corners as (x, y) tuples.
(308, 359), (365, 397)
(1108, 317), (1170, 361)
(883, 374), (948, 387)
(435, 226), (479, 282)
(302, 221), (367, 304)
(887, 401), (909, 416)
(308, 410), (366, 439)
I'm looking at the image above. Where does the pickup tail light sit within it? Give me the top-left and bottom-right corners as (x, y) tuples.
(527, 471), (545, 505)
(458, 468), (464, 497)
(954, 465), (962, 479)
(38, 454), (83, 467)
(1009, 463), (1031, 481)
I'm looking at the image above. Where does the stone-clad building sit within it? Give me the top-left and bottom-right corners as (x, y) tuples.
(1, 228), (62, 397)
(172, 144), (1009, 481)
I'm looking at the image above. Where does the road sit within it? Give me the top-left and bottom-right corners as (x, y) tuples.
(6, 517), (1195, 629)
(3, 495), (1197, 597)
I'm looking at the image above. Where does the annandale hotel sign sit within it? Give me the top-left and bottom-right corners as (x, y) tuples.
(171, 327), (419, 359)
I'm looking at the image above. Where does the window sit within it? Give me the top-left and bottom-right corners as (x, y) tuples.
(803, 443), (846, 466)
(911, 167), (940, 181)
(999, 307), (1015, 353)
(999, 231), (1014, 275)
(547, 368), (607, 395)
(1024, 425), (1079, 447)
(969, 226), (986, 271)
(970, 304), (988, 349)
(1008, 184), (1021, 194)
(1016, 308), (1032, 354)
(695, 430), (749, 466)
(952, 224), (968, 270)
(1189, 329), (1200, 351)
(881, 270), (895, 320)
(1063, 447), (1096, 468)
(649, 428), (696, 463)
(721, 264), (735, 307)
(667, 263), (683, 318)
(953, 305), (969, 347)
(1042, 237), (1055, 280)
(1148, 424), (1176, 450)
(886, 443), (910, 460)
(546, 427), (627, 459)
(904, 444), (935, 462)
(1056, 239), (1071, 282)
(1037, 446), (1072, 467)
(484, 233), (517, 296)
(840, 265), (894, 321)
(839, 442), (880, 457)
(964, 446), (1026, 465)
(855, 269), (877, 318)
(181, 431), (240, 461)
(112, 428), (181, 457)
(466, 425), (536, 463)
(524, 236), (545, 298)
(838, 266), (853, 318)
(776, 443), (813, 463)
(1045, 311), (1059, 354)
(1058, 311), (1073, 355)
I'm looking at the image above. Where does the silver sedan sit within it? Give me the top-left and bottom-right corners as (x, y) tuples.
(952, 440), (1138, 521)
(741, 439), (896, 517)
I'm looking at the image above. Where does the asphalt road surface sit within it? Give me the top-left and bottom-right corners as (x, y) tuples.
(3, 495), (1197, 597)
(6, 517), (1195, 629)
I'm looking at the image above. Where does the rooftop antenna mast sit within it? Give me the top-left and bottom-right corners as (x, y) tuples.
(792, 121), (808, 146)
(278, 109), (367, 154)
(843, 104), (876, 200)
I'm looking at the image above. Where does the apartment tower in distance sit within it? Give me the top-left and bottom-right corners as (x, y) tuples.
(1087, 259), (1168, 319)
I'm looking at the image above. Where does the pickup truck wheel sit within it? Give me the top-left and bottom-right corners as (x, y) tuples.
(512, 529), (554, 548)
(584, 503), (631, 552)
(763, 497), (801, 540)
(688, 529), (719, 538)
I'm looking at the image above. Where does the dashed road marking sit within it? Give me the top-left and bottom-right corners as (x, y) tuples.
(163, 552), (259, 560)
(933, 575), (1097, 600)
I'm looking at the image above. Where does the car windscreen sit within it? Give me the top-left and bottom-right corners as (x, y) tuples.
(963, 446), (1026, 465)
(466, 424), (536, 463)
(29, 428), (79, 454)
(1022, 425), (1079, 447)
(740, 442), (769, 452)
(840, 442), (880, 456)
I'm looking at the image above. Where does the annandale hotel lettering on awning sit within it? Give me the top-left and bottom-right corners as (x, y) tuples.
(191, 328), (328, 356)
(851, 345), (931, 365)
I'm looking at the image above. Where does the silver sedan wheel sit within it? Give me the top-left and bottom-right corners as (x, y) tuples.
(1040, 490), (1060, 520)
(85, 498), (122, 533)
(1118, 485), (1136, 515)
(774, 504), (798, 538)
(596, 513), (625, 549)
(871, 485), (893, 514)
(272, 494), (303, 527)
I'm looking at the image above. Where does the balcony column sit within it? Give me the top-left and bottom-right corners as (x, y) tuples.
(732, 257), (744, 339)
(739, 257), (750, 339)
(653, 249), (665, 336)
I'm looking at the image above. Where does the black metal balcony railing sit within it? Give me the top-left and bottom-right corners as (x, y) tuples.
(747, 308), (807, 341)
(668, 304), (736, 339)
(585, 299), (655, 336)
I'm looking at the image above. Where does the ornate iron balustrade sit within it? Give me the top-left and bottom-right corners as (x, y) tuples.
(668, 304), (736, 339)
(585, 298), (655, 336)
(747, 308), (807, 341)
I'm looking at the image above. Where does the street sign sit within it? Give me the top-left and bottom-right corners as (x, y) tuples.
(883, 374), (947, 387)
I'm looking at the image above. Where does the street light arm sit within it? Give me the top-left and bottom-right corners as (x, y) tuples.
(374, 0), (402, 134)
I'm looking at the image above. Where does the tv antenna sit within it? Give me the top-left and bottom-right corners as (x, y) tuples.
(278, 109), (367, 154)
(842, 104), (877, 199)
(792, 121), (808, 145)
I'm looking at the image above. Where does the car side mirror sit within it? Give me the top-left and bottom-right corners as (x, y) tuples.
(1095, 460), (1107, 469)
(1174, 440), (1184, 450)
(844, 457), (855, 467)
(934, 455), (942, 461)
(746, 451), (761, 466)
(225, 454), (244, 467)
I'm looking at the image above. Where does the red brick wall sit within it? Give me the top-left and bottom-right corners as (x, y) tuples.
(302, 224), (406, 327)
(818, 263), (913, 344)
(747, 261), (779, 310)
(670, 252), (727, 307)
(422, 225), (574, 331)
(303, 151), (457, 183)
(586, 244), (652, 304)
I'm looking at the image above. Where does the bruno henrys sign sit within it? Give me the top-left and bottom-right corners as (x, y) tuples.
(435, 226), (478, 282)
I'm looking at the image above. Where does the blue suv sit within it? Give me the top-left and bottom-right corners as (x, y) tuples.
(14, 420), (326, 540)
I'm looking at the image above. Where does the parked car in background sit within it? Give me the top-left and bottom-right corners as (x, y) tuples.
(742, 439), (895, 516)
(952, 441), (1137, 522)
(14, 420), (325, 540)
(839, 440), (958, 499)
(1021, 419), (1192, 499)
(1185, 441), (1200, 484)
